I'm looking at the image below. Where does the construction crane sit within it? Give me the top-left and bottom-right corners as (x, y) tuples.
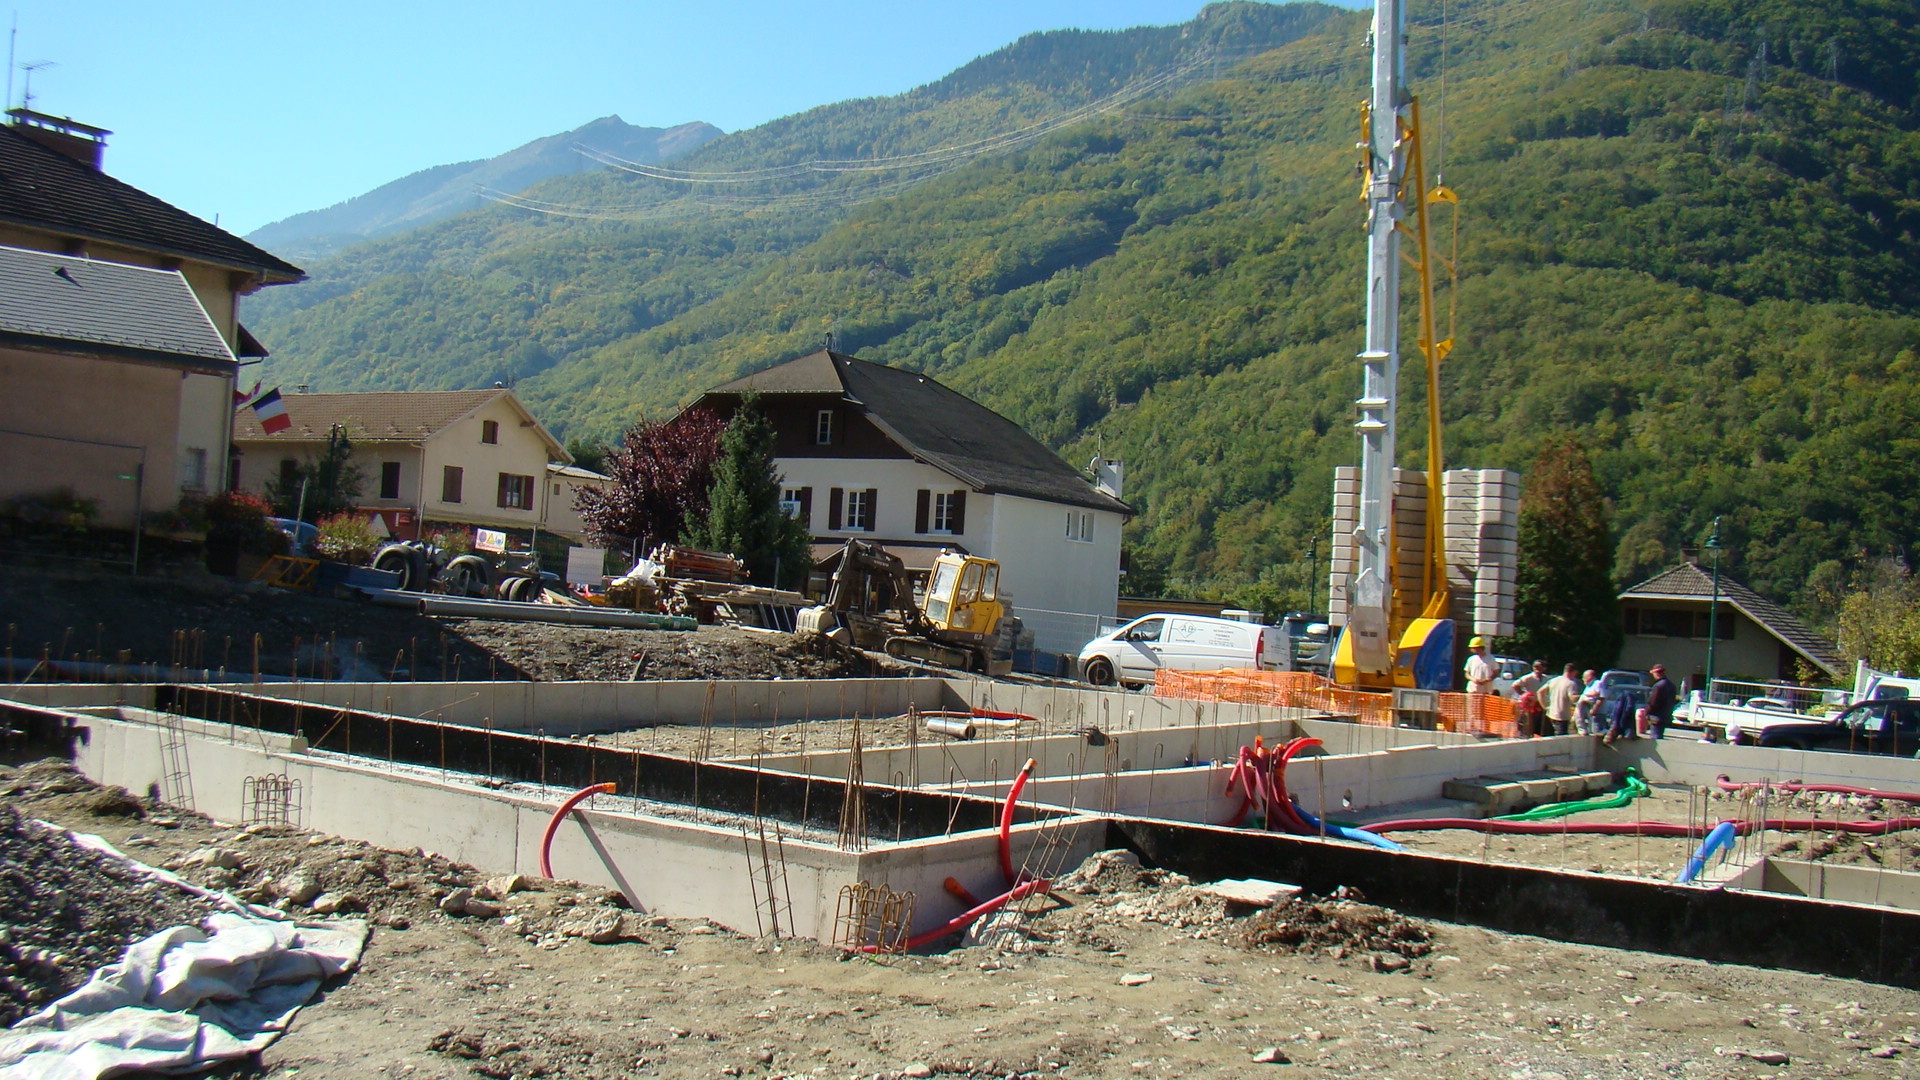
(1331, 0), (1458, 691)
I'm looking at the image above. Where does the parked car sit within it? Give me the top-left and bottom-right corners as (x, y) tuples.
(1489, 656), (1531, 696)
(1079, 614), (1289, 690)
(1748, 698), (1920, 754)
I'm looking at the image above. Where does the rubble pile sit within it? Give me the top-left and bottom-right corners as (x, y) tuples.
(1240, 889), (1435, 968)
(0, 787), (220, 1025)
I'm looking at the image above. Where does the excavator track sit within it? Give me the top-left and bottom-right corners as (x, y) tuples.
(883, 636), (978, 672)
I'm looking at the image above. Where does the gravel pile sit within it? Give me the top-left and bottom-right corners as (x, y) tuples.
(0, 797), (221, 1025)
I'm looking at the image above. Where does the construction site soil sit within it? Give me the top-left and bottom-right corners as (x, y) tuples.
(3, 760), (1920, 1079)
(8, 564), (1920, 1075)
(0, 564), (882, 684)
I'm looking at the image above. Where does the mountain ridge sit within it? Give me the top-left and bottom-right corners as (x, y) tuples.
(242, 0), (1920, 618)
(244, 115), (722, 260)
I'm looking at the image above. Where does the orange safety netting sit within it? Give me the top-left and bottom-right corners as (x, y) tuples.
(1153, 669), (1523, 739)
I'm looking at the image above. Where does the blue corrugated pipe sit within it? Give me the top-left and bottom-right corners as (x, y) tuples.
(1678, 820), (1739, 883)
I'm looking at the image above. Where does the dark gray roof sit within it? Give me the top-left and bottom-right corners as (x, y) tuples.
(1621, 563), (1842, 678)
(0, 243), (235, 372)
(0, 125), (303, 282)
(711, 350), (1130, 515)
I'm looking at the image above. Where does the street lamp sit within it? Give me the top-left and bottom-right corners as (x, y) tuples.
(1308, 534), (1320, 616)
(1704, 517), (1723, 697)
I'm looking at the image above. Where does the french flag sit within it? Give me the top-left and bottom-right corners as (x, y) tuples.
(252, 388), (293, 434)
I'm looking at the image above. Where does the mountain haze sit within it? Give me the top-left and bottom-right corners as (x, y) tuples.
(245, 116), (721, 260)
(244, 0), (1920, 625)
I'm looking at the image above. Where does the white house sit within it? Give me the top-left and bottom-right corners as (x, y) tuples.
(693, 350), (1130, 653)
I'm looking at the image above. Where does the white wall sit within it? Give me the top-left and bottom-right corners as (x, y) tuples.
(988, 494), (1124, 653)
(772, 457), (978, 546)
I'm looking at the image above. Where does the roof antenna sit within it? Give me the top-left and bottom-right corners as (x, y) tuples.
(18, 58), (55, 112)
(6, 16), (16, 114)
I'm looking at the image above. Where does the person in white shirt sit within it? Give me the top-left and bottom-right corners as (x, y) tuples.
(1540, 664), (1583, 737)
(1576, 670), (1605, 734)
(1463, 637), (1496, 694)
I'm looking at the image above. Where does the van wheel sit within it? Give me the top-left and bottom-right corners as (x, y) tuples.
(1084, 657), (1116, 687)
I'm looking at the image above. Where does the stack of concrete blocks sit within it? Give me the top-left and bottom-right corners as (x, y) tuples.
(1328, 466), (1437, 628)
(1327, 466), (1521, 640)
(1443, 468), (1520, 639)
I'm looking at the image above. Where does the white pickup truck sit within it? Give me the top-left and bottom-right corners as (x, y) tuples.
(1695, 662), (1920, 744)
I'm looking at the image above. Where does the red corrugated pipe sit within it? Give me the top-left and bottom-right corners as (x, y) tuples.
(1000, 758), (1037, 886)
(540, 782), (617, 878)
(1715, 775), (1920, 805)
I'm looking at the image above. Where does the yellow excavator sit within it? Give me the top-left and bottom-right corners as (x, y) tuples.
(797, 539), (1020, 675)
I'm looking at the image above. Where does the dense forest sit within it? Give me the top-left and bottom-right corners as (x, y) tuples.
(245, 0), (1920, 623)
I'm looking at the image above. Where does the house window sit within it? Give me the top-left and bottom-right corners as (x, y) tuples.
(180, 448), (207, 493)
(1065, 510), (1093, 542)
(917, 489), (967, 534)
(497, 472), (535, 510)
(1692, 609), (1736, 640)
(379, 461), (402, 500)
(442, 466), (464, 504)
(844, 488), (872, 531)
(279, 458), (299, 492)
(781, 487), (812, 526)
(482, 420), (500, 445)
(815, 410), (835, 446)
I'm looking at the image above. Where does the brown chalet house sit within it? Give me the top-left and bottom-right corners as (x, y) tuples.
(0, 110), (303, 527)
(691, 350), (1131, 653)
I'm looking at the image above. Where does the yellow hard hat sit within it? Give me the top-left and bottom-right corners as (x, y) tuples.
(1468, 636), (1486, 648)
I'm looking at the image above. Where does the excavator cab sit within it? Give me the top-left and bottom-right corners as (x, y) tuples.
(922, 552), (1002, 635)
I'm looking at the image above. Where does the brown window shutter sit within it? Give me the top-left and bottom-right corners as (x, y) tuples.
(865, 489), (878, 529)
(797, 488), (813, 528)
(915, 490), (930, 533)
(496, 473), (511, 508)
(828, 487), (843, 531)
(951, 491), (966, 534)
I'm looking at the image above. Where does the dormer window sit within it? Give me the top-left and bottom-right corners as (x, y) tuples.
(815, 409), (835, 445)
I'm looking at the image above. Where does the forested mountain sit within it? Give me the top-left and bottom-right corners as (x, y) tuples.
(245, 116), (721, 260)
(244, 0), (1920, 618)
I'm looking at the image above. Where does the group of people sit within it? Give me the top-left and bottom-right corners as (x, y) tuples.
(1463, 636), (1678, 742)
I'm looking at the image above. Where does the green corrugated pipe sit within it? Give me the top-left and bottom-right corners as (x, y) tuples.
(1492, 767), (1650, 821)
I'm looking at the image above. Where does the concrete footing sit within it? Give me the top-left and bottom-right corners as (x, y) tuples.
(6, 677), (1920, 986)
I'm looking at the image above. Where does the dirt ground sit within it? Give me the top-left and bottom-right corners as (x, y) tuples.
(0, 563), (885, 684)
(5, 760), (1920, 1080)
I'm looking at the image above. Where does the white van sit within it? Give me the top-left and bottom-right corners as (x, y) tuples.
(1079, 614), (1291, 689)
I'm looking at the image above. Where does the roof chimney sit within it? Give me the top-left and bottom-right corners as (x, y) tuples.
(6, 108), (110, 170)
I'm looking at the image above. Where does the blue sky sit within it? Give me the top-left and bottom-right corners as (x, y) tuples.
(8, 1), (1361, 237)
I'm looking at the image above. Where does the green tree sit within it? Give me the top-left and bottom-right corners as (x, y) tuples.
(265, 425), (364, 524)
(685, 402), (814, 591)
(563, 436), (610, 475)
(1512, 438), (1621, 669)
(1835, 559), (1920, 676)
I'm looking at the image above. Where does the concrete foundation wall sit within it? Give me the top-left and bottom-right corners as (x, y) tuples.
(1725, 858), (1920, 912)
(53, 704), (1091, 941)
(129, 679), (966, 734)
(1607, 737), (1920, 791)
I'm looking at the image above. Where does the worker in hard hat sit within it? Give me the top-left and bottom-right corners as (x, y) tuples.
(1463, 636), (1496, 695)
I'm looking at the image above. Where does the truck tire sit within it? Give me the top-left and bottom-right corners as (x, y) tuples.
(373, 544), (427, 592)
(1084, 657), (1116, 687)
(442, 555), (492, 597)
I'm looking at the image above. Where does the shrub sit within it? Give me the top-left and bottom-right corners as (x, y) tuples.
(424, 528), (472, 558)
(314, 513), (383, 563)
(204, 490), (287, 556)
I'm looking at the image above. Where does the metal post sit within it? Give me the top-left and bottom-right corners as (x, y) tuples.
(1704, 517), (1722, 695)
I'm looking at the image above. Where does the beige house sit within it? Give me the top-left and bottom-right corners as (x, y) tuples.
(1617, 563), (1843, 691)
(232, 388), (572, 539)
(0, 110), (303, 526)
